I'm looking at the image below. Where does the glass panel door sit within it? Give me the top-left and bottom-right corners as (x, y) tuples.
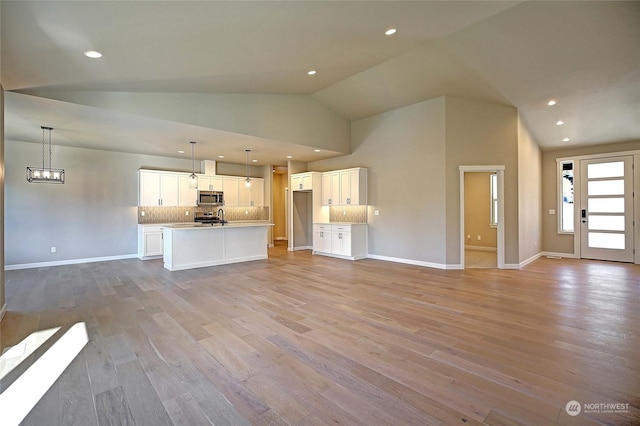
(580, 156), (634, 262)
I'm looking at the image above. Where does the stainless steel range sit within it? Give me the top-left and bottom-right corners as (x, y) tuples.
(194, 211), (226, 225)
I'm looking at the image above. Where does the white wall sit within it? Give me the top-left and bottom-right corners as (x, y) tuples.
(444, 97), (519, 265)
(517, 115), (542, 263)
(311, 97), (448, 265)
(5, 140), (193, 266)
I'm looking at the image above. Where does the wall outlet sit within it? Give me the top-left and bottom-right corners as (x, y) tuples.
(374, 210), (380, 216)
(141, 211), (145, 217)
(51, 247), (56, 253)
(477, 235), (482, 241)
(549, 209), (556, 215)
(245, 210), (249, 215)
(343, 210), (347, 216)
(185, 210), (189, 216)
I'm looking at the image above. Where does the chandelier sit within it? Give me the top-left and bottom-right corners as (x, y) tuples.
(26, 126), (65, 184)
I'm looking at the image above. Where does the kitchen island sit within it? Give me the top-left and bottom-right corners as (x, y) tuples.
(162, 222), (272, 271)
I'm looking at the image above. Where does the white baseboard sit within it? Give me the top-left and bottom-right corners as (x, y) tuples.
(0, 303), (6, 322)
(541, 251), (578, 259)
(289, 246), (312, 252)
(367, 254), (459, 270)
(464, 245), (497, 252)
(5, 254), (139, 271)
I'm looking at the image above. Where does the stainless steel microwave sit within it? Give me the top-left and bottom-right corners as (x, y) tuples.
(197, 190), (224, 206)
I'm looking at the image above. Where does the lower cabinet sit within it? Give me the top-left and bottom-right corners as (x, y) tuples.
(313, 223), (367, 260)
(138, 225), (164, 259)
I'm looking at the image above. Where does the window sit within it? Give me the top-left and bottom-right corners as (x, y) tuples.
(490, 173), (498, 227)
(559, 160), (574, 233)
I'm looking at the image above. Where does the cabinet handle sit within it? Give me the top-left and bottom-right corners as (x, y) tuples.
(328, 199), (332, 205)
(299, 183), (303, 189)
(159, 198), (162, 205)
(339, 233), (342, 239)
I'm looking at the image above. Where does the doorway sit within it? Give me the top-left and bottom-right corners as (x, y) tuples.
(459, 166), (505, 269)
(579, 156), (634, 262)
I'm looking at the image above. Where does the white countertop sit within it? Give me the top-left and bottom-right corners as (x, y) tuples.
(162, 221), (272, 230)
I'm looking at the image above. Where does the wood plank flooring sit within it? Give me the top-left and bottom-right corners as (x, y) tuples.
(1, 242), (639, 425)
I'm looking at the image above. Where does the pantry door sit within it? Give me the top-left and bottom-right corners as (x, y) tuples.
(580, 156), (634, 262)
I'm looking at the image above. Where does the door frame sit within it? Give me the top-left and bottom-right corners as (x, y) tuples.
(575, 155), (635, 262)
(556, 150), (640, 265)
(459, 165), (505, 269)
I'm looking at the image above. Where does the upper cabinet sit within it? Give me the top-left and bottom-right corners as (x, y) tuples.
(140, 169), (266, 208)
(139, 170), (179, 206)
(222, 176), (240, 206)
(198, 175), (223, 191)
(291, 172), (314, 191)
(239, 178), (264, 207)
(321, 172), (340, 205)
(321, 168), (367, 206)
(178, 174), (198, 206)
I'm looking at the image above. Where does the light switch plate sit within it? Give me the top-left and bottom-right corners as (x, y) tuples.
(549, 209), (556, 215)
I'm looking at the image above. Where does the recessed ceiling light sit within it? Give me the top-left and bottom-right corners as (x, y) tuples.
(218, 155), (224, 158)
(314, 149), (321, 153)
(286, 155), (293, 159)
(307, 70), (317, 76)
(563, 137), (571, 142)
(556, 120), (564, 126)
(385, 28), (397, 36)
(547, 100), (556, 106)
(83, 50), (102, 59)
(178, 150), (185, 154)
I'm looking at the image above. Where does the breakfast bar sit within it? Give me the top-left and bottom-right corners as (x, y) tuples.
(162, 222), (272, 271)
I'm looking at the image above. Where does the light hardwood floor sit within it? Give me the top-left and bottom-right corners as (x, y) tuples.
(1, 242), (639, 425)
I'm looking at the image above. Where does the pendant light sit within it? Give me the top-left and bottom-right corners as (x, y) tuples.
(244, 149), (252, 188)
(26, 126), (65, 184)
(189, 141), (198, 189)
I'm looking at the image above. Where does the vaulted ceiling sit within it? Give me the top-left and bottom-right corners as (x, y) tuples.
(2, 1), (639, 166)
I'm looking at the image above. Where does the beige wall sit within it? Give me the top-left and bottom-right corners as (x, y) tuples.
(1, 86), (5, 336)
(25, 91), (351, 156)
(311, 98), (448, 264)
(464, 172), (497, 249)
(272, 173), (287, 240)
(518, 115), (542, 262)
(444, 97), (519, 265)
(542, 140), (640, 254)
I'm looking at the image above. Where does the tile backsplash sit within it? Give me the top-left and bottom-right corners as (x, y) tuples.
(138, 206), (269, 224)
(329, 205), (368, 224)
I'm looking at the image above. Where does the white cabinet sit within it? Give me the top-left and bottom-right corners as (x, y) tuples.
(239, 178), (264, 206)
(313, 223), (367, 260)
(138, 225), (164, 259)
(321, 172), (340, 206)
(222, 176), (240, 206)
(313, 224), (332, 253)
(139, 170), (179, 206)
(198, 175), (223, 191)
(320, 168), (367, 206)
(291, 172), (313, 191)
(178, 174), (198, 206)
(331, 225), (353, 257)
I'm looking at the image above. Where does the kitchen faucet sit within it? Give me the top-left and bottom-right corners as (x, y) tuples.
(217, 208), (225, 225)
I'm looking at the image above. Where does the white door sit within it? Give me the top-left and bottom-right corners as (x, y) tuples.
(580, 156), (634, 262)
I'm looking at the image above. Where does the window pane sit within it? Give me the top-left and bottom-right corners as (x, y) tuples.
(588, 215), (625, 231)
(561, 162), (574, 232)
(588, 232), (625, 250)
(588, 197), (624, 213)
(588, 179), (624, 196)
(562, 203), (574, 232)
(587, 161), (624, 179)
